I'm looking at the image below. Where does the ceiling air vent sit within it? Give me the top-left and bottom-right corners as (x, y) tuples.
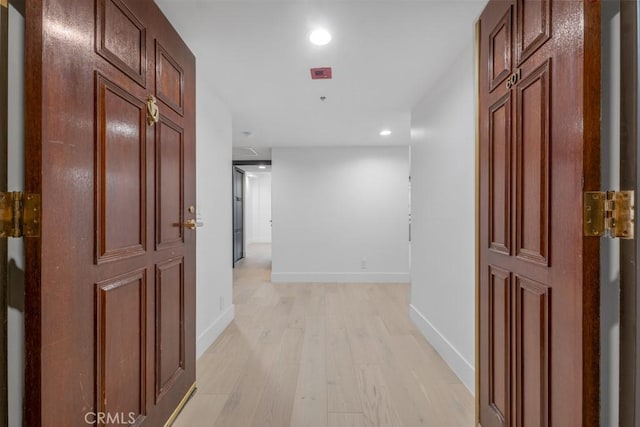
(310, 67), (332, 80)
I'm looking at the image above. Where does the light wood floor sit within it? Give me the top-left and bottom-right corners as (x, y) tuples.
(173, 244), (474, 427)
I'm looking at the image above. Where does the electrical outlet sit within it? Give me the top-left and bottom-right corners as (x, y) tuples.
(361, 258), (367, 270)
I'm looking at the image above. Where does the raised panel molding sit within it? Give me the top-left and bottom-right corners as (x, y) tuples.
(155, 116), (185, 250)
(515, 60), (550, 266)
(95, 73), (147, 264)
(489, 93), (512, 255)
(516, 0), (551, 66)
(96, 0), (147, 86)
(155, 257), (186, 403)
(515, 275), (550, 427)
(155, 41), (185, 116)
(488, 6), (512, 92)
(488, 266), (511, 426)
(96, 269), (148, 425)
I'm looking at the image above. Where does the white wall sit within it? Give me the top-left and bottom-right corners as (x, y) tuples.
(245, 173), (272, 244)
(155, 1), (235, 361)
(194, 78), (234, 359)
(8, 5), (25, 425)
(409, 44), (476, 392)
(271, 146), (410, 283)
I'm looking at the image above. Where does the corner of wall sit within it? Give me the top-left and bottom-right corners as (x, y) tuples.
(196, 304), (235, 359)
(409, 34), (478, 396)
(194, 79), (234, 361)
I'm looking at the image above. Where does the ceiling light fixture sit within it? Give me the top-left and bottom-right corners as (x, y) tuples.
(259, 165), (266, 169)
(380, 129), (392, 136)
(310, 28), (332, 46)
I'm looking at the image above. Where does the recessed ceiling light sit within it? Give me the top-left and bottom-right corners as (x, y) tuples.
(259, 165), (266, 169)
(380, 129), (392, 136)
(310, 29), (332, 46)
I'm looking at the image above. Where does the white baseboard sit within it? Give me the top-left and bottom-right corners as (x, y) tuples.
(270, 271), (410, 283)
(409, 304), (475, 394)
(196, 304), (235, 360)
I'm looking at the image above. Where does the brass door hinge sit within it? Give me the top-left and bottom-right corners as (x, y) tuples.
(0, 192), (41, 238)
(584, 191), (634, 239)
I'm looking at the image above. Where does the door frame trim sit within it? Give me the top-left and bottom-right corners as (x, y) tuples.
(232, 166), (246, 266)
(231, 160), (271, 266)
(620, 1), (639, 425)
(232, 160), (272, 166)
(0, 1), (7, 424)
(473, 16), (481, 426)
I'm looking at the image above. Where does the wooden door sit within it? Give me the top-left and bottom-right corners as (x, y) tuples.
(24, 0), (196, 425)
(233, 167), (244, 264)
(478, 1), (600, 426)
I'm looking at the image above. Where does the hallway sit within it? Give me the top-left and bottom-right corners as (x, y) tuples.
(173, 244), (474, 426)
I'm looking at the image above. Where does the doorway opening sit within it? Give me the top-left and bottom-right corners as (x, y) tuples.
(233, 161), (272, 270)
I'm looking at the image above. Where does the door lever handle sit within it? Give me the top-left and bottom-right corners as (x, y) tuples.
(183, 219), (204, 230)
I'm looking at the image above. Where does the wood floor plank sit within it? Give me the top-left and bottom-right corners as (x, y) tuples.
(247, 282), (281, 307)
(328, 412), (366, 427)
(345, 327), (380, 365)
(251, 363), (301, 427)
(290, 315), (327, 427)
(213, 288), (287, 426)
(305, 285), (327, 318)
(327, 327), (362, 413)
(354, 364), (404, 427)
(233, 281), (261, 304)
(325, 285), (346, 330)
(408, 332), (465, 385)
(172, 393), (228, 427)
(279, 328), (305, 364)
(203, 322), (239, 354)
(213, 336), (283, 426)
(197, 351), (249, 395)
(379, 353), (447, 427)
(285, 287), (309, 330)
(264, 294), (295, 328)
(369, 286), (416, 336)
(197, 329), (258, 394)
(447, 383), (475, 423)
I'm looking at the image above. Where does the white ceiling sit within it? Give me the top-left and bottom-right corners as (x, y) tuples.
(157, 0), (486, 150)
(233, 146), (273, 160)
